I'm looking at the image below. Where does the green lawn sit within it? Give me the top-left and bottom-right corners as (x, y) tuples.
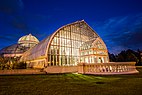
(1, 68), (142, 95)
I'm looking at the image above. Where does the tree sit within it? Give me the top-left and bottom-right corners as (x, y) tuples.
(116, 50), (126, 62)
(109, 53), (116, 62)
(109, 49), (142, 66)
(0, 56), (26, 69)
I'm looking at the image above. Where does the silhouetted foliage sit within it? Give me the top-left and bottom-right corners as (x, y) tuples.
(0, 56), (27, 69)
(109, 49), (142, 66)
(109, 53), (116, 62)
(12, 62), (27, 69)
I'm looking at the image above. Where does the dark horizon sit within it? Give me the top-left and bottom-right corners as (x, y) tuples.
(0, 0), (142, 54)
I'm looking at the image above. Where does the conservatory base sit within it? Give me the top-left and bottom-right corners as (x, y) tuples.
(44, 62), (139, 75)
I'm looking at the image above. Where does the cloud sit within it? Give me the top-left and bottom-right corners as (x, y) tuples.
(0, 0), (23, 14)
(94, 13), (142, 54)
(0, 0), (50, 50)
(0, 0), (28, 49)
(10, 16), (29, 34)
(0, 34), (18, 49)
(0, 35), (18, 50)
(0, 14), (49, 41)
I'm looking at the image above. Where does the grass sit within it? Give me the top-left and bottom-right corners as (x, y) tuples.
(1, 68), (142, 95)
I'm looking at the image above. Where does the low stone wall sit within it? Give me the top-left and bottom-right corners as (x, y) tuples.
(0, 62), (139, 75)
(44, 66), (78, 73)
(78, 62), (139, 75)
(0, 69), (46, 75)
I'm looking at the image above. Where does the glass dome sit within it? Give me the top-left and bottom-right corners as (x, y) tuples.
(18, 34), (39, 48)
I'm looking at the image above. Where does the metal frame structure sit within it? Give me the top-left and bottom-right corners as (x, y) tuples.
(21, 20), (109, 68)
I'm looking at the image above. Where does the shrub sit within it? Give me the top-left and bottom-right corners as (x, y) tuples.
(12, 62), (27, 69)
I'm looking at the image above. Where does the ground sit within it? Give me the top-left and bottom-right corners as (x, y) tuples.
(0, 67), (142, 95)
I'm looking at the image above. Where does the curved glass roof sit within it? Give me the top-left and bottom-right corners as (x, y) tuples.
(21, 35), (51, 61)
(21, 20), (101, 62)
(0, 34), (39, 57)
(0, 44), (28, 55)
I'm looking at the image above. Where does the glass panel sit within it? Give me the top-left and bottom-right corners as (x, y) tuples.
(47, 21), (108, 66)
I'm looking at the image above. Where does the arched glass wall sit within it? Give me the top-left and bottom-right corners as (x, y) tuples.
(47, 21), (99, 66)
(20, 20), (109, 68)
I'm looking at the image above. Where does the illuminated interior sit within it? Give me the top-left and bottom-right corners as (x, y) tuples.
(20, 20), (109, 68)
(0, 20), (138, 75)
(18, 34), (39, 48)
(80, 38), (109, 63)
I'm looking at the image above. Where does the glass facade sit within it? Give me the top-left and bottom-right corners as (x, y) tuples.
(20, 20), (109, 68)
(47, 21), (99, 66)
(80, 38), (109, 64)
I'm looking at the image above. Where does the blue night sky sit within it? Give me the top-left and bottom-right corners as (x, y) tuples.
(0, 0), (142, 54)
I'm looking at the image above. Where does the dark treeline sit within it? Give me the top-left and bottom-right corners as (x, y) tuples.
(109, 49), (142, 66)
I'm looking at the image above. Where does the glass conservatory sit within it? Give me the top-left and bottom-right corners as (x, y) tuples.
(0, 20), (138, 74)
(21, 20), (109, 68)
(0, 34), (39, 57)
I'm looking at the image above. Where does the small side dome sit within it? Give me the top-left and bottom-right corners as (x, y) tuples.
(18, 34), (39, 48)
